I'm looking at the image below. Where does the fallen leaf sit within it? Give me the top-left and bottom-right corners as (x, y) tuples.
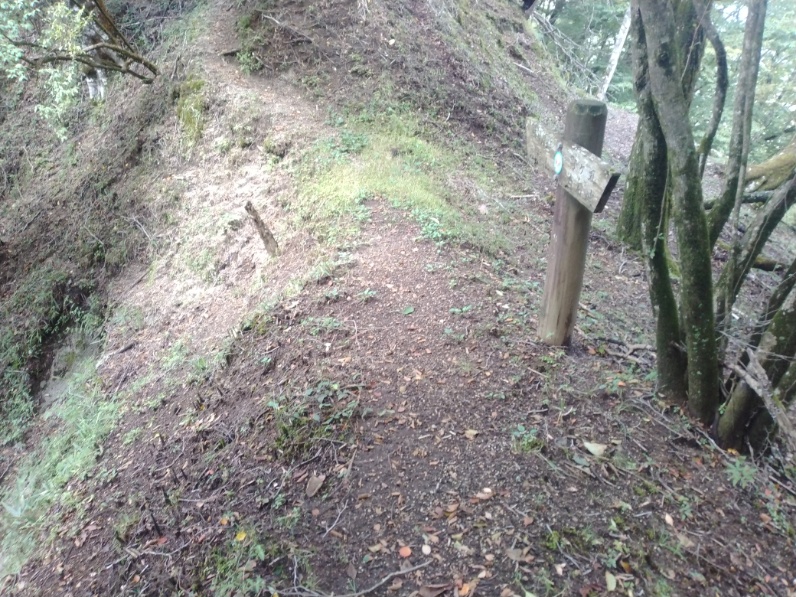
(402, 306), (415, 315)
(346, 562), (357, 579)
(554, 563), (566, 575)
(398, 545), (412, 558)
(464, 429), (479, 440)
(460, 582), (471, 596)
(445, 502), (460, 514)
(305, 473), (326, 498)
(676, 532), (695, 548)
(506, 548), (524, 561)
(368, 544), (382, 553)
(418, 584), (452, 597)
(235, 530), (247, 542)
(664, 513), (674, 527)
(474, 488), (493, 500)
(219, 516), (230, 526)
(583, 441), (608, 457)
(605, 570), (617, 591)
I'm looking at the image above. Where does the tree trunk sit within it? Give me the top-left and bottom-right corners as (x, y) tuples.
(625, 4), (687, 401)
(723, 254), (796, 398)
(637, 0), (719, 424)
(745, 134), (796, 191)
(714, 174), (796, 330)
(706, 0), (767, 247)
(696, 10), (728, 179)
(597, 6), (631, 101)
(616, 0), (707, 250)
(718, 286), (796, 450)
(616, 132), (646, 251)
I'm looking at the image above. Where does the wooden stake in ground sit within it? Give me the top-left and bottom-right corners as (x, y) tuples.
(532, 100), (613, 346)
(245, 201), (280, 257)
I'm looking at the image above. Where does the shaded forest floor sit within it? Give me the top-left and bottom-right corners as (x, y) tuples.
(0, 0), (795, 596)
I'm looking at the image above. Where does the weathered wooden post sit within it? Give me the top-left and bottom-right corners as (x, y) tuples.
(526, 100), (619, 346)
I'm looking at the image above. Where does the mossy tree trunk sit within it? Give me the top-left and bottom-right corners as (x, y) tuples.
(745, 134), (796, 191)
(696, 10), (728, 179)
(717, 285), (796, 450)
(617, 0), (707, 250)
(706, 0), (767, 247)
(635, 0), (719, 424)
(626, 5), (687, 401)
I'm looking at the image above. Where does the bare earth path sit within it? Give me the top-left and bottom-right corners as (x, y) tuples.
(5, 1), (795, 596)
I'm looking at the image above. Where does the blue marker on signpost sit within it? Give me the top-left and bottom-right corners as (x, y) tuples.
(553, 143), (564, 180)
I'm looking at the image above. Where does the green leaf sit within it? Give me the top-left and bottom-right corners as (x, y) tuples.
(402, 306), (415, 315)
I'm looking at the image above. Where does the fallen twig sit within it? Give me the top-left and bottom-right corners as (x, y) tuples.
(278, 560), (432, 597)
(322, 502), (347, 537)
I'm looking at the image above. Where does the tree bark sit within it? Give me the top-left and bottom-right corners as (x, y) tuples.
(637, 0), (719, 424)
(616, 0), (707, 250)
(597, 6), (631, 101)
(706, 0), (767, 247)
(718, 286), (796, 450)
(625, 4), (687, 401)
(724, 255), (796, 396)
(696, 11), (728, 179)
(745, 134), (796, 191)
(615, 130), (646, 251)
(714, 174), (796, 330)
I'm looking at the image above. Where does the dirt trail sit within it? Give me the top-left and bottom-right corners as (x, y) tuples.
(5, 1), (796, 596)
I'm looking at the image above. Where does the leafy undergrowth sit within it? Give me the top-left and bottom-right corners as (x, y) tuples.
(0, 0), (795, 596)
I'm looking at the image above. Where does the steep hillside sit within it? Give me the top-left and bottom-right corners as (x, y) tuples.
(1, 1), (794, 596)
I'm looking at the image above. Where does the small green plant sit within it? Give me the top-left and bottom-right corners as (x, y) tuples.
(540, 349), (565, 366)
(543, 529), (562, 550)
(324, 287), (342, 302)
(303, 316), (342, 336)
(277, 506), (301, 530)
(443, 327), (466, 344)
(176, 78), (207, 144)
(678, 496), (694, 519)
(208, 533), (272, 597)
(237, 50), (262, 74)
(121, 428), (143, 446)
(162, 340), (190, 371)
(725, 457), (756, 489)
(511, 424), (544, 454)
(356, 289), (377, 303)
(449, 305), (473, 316)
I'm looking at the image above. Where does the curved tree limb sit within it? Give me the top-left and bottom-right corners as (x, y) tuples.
(696, 10), (728, 179)
(706, 0), (767, 248)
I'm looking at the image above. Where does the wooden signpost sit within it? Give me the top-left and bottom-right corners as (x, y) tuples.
(526, 100), (620, 346)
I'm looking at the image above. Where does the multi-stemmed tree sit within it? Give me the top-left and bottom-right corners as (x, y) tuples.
(621, 0), (795, 451)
